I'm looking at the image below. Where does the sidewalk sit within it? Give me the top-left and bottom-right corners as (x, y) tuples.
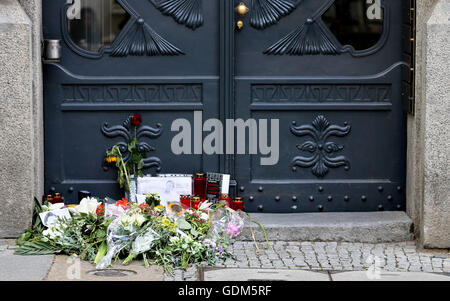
(166, 241), (450, 281)
(1, 239), (449, 281)
(0, 239), (53, 281)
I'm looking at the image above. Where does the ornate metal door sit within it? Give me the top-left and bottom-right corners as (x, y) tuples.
(44, 0), (407, 212)
(233, 0), (408, 212)
(43, 0), (221, 200)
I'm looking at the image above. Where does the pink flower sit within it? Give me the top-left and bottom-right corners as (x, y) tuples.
(226, 222), (241, 238)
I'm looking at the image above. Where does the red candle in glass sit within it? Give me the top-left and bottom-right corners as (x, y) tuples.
(193, 173), (206, 201)
(232, 197), (244, 211)
(219, 193), (231, 207)
(45, 194), (55, 204)
(53, 193), (63, 204)
(180, 195), (191, 209)
(191, 196), (201, 210)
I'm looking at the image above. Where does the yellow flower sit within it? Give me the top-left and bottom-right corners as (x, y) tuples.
(105, 156), (118, 163)
(168, 203), (184, 216)
(158, 216), (176, 232)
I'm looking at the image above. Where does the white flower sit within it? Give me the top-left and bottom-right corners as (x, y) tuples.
(199, 201), (213, 211)
(43, 222), (66, 240)
(71, 197), (100, 215)
(104, 203), (125, 219)
(131, 214), (146, 227)
(42, 203), (65, 211)
(121, 213), (146, 227)
(170, 236), (180, 243)
(120, 214), (132, 226)
(183, 235), (193, 243)
(200, 212), (209, 221)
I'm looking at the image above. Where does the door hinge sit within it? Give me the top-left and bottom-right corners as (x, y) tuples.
(402, 0), (416, 115)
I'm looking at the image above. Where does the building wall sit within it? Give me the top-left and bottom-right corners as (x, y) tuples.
(409, 0), (450, 248)
(18, 0), (44, 215)
(0, 0), (448, 247)
(0, 0), (35, 237)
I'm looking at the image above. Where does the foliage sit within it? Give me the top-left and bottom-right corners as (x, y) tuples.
(106, 146), (131, 193)
(105, 114), (146, 192)
(16, 200), (111, 262)
(145, 193), (161, 209)
(16, 199), (243, 275)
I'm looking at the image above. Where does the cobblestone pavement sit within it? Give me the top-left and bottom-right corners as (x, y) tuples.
(164, 241), (450, 281)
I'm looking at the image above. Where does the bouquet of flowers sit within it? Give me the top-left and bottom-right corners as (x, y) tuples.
(16, 197), (246, 274)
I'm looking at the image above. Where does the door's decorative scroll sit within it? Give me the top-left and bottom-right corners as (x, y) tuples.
(250, 0), (297, 29)
(290, 115), (351, 178)
(264, 18), (338, 55)
(151, 0), (204, 30)
(263, 0), (389, 56)
(62, 1), (184, 58)
(101, 116), (163, 171)
(111, 18), (184, 56)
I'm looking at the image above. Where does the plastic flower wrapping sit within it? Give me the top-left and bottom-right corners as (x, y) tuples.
(15, 197), (247, 274)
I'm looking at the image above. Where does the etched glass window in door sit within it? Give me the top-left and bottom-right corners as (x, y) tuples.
(322, 0), (384, 51)
(66, 0), (130, 52)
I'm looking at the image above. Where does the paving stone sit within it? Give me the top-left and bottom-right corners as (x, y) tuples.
(161, 241), (450, 281)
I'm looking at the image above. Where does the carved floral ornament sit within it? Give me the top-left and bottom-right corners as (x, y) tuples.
(290, 115), (351, 178)
(101, 115), (163, 172)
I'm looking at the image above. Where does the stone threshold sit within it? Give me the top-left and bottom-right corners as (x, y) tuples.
(240, 211), (414, 243)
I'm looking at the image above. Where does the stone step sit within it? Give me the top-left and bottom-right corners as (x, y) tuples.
(239, 211), (414, 243)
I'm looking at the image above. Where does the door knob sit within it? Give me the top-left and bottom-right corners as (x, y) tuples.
(235, 2), (249, 16)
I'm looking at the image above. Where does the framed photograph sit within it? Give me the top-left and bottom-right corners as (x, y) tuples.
(137, 175), (192, 205)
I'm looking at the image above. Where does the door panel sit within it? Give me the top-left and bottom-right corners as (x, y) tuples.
(233, 0), (407, 212)
(43, 0), (407, 212)
(43, 0), (220, 201)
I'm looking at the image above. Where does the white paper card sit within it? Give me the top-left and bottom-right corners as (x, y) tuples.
(136, 194), (147, 205)
(137, 176), (192, 206)
(39, 208), (71, 227)
(221, 174), (230, 194)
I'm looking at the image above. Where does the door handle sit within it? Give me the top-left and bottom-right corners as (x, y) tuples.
(235, 2), (249, 31)
(235, 2), (249, 16)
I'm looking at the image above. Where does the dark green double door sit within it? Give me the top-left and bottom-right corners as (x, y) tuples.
(43, 0), (408, 212)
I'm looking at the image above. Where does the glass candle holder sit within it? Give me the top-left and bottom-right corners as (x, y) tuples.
(193, 173), (207, 201)
(219, 193), (231, 207)
(180, 195), (191, 209)
(191, 196), (201, 210)
(232, 197), (244, 211)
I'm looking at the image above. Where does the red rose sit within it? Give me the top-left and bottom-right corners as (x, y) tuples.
(131, 113), (142, 126)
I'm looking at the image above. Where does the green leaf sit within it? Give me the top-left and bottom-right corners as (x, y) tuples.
(131, 152), (142, 164)
(94, 241), (108, 264)
(122, 253), (136, 265)
(176, 219), (191, 230)
(128, 138), (137, 152)
(137, 159), (145, 170)
(95, 229), (106, 239)
(17, 231), (31, 245)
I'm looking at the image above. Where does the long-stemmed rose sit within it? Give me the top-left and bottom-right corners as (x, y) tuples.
(105, 113), (146, 193)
